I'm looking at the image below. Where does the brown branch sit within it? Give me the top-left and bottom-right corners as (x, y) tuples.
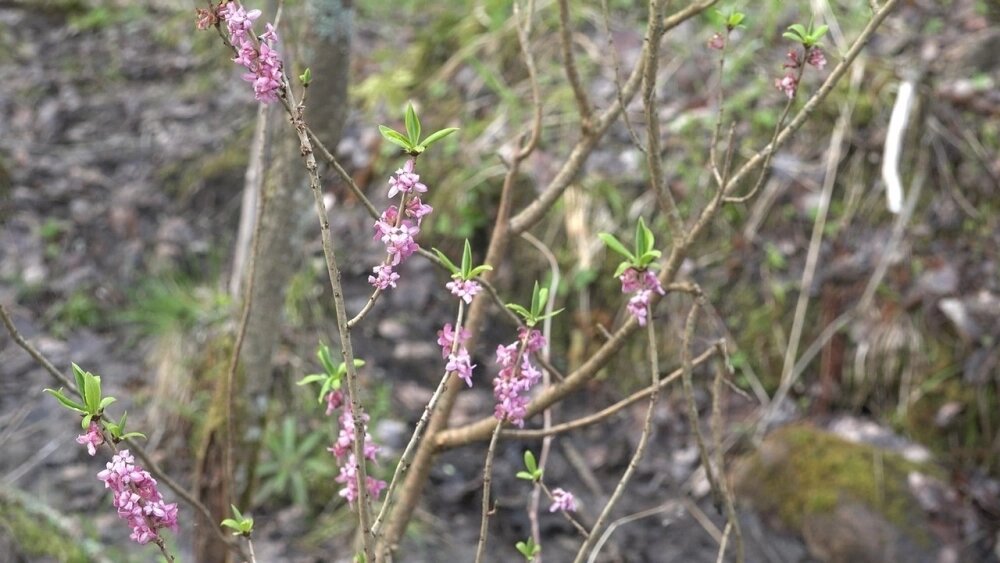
(558, 0), (592, 130)
(474, 422), (504, 563)
(501, 346), (717, 440)
(642, 0), (685, 238)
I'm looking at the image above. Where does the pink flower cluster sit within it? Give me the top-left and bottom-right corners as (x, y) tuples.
(438, 323), (475, 387)
(620, 267), (665, 327)
(335, 455), (387, 505)
(369, 159), (433, 290)
(97, 450), (178, 545)
(326, 403), (386, 506)
(76, 422), (104, 456)
(447, 278), (482, 304)
(220, 2), (283, 104)
(774, 48), (826, 99)
(493, 328), (546, 427)
(549, 487), (577, 513)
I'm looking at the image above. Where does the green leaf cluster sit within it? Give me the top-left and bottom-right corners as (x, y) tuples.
(256, 417), (334, 506)
(506, 281), (563, 328)
(599, 217), (662, 278)
(515, 537), (541, 560)
(296, 343), (365, 404)
(44, 364), (144, 441)
(220, 505), (254, 537)
(433, 239), (492, 281)
(783, 22), (829, 48)
(715, 8), (746, 30)
(378, 102), (458, 156)
(515, 450), (544, 482)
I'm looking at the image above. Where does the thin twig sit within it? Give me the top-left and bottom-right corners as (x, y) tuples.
(474, 422), (504, 563)
(677, 300), (721, 507)
(279, 84), (375, 561)
(573, 299), (662, 563)
(372, 302), (466, 548)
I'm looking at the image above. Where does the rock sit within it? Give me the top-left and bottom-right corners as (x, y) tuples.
(735, 424), (946, 563)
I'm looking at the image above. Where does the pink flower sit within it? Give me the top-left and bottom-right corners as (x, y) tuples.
(386, 160), (428, 198)
(627, 290), (651, 326)
(76, 422), (104, 456)
(335, 455), (387, 505)
(446, 348), (477, 387)
(807, 47), (826, 69)
(368, 264), (400, 290)
(446, 278), (482, 304)
(492, 329), (545, 427)
(220, 2), (283, 104)
(404, 196), (433, 222)
(708, 32), (725, 50)
(549, 488), (577, 512)
(325, 390), (344, 415)
(774, 72), (798, 99)
(783, 49), (801, 69)
(437, 323), (471, 358)
(329, 407), (379, 462)
(97, 450), (178, 545)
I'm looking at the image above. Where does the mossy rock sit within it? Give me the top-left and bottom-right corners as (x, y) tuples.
(735, 424), (943, 563)
(0, 486), (108, 563)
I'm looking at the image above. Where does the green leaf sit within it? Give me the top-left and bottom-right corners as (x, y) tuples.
(613, 261), (632, 279)
(461, 240), (473, 279)
(378, 125), (412, 151)
(352, 359), (366, 368)
(534, 287), (549, 318)
(82, 413), (93, 429)
(44, 388), (86, 413)
(468, 265), (493, 278)
(728, 12), (745, 27)
(230, 504), (244, 520)
(516, 471), (535, 481)
(809, 24), (829, 43)
(431, 247), (461, 276)
(98, 396), (116, 409)
(783, 31), (803, 42)
(523, 450), (537, 473)
(419, 127), (458, 148)
(506, 303), (531, 319)
(404, 103), (421, 145)
(120, 432), (146, 440)
(118, 412), (127, 429)
(598, 233), (634, 260)
(299, 67), (312, 86)
(530, 281), (541, 318)
(221, 518), (241, 530)
(72, 363), (87, 397)
(536, 308), (564, 322)
(787, 23), (808, 37)
(297, 374), (327, 386)
(317, 344), (336, 376)
(84, 375), (101, 413)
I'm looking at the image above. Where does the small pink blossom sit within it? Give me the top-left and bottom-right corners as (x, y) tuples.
(783, 49), (801, 69)
(437, 323), (471, 358)
(329, 407), (379, 462)
(807, 47), (826, 69)
(446, 278), (482, 304)
(774, 72), (798, 99)
(627, 290), (652, 326)
(368, 264), (400, 290)
(708, 32), (725, 50)
(335, 455), (387, 505)
(549, 488), (577, 512)
(76, 422), (104, 456)
(219, 1), (283, 104)
(325, 390), (345, 415)
(446, 348), (477, 387)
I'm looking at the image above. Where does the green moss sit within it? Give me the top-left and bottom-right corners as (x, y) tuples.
(740, 424), (938, 537)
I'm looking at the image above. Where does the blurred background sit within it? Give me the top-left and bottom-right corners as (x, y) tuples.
(0, 0), (998, 561)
